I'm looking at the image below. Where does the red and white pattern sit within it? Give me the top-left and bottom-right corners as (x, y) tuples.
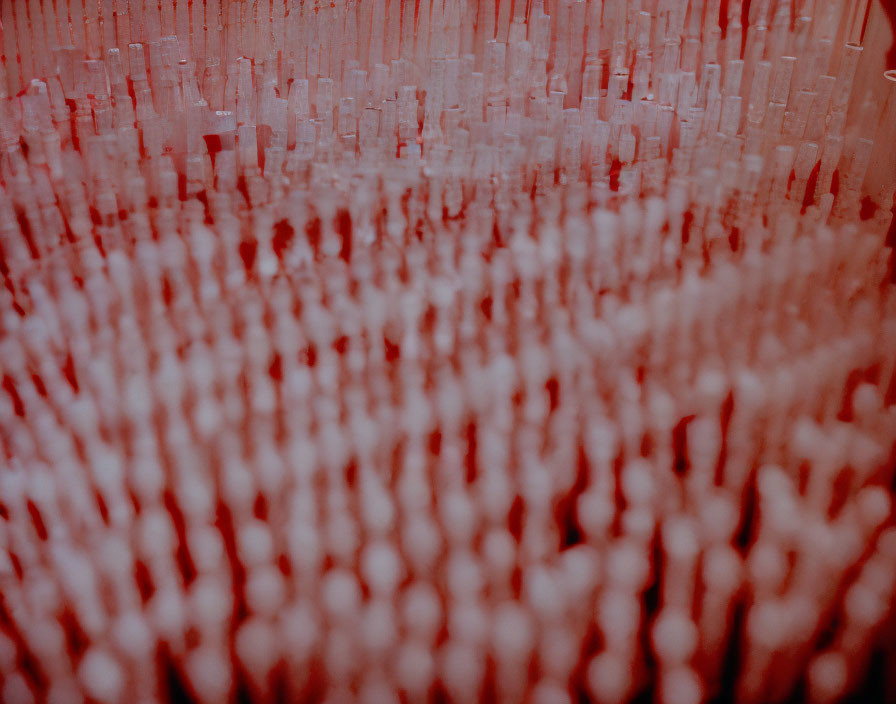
(0, 1), (895, 702)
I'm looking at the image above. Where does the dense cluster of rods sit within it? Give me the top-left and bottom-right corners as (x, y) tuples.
(1, 0), (895, 702)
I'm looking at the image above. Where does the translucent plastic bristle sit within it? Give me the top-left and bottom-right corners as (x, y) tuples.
(0, 0), (895, 702)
